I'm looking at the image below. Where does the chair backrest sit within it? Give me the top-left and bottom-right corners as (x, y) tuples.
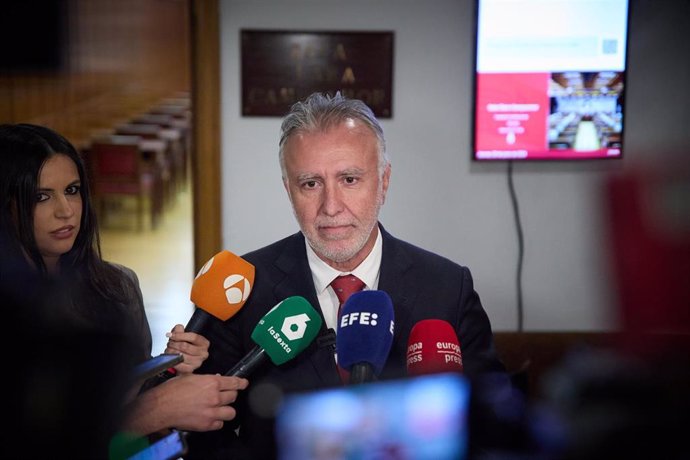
(86, 135), (160, 230)
(132, 114), (175, 128)
(89, 139), (145, 185)
(115, 123), (161, 139)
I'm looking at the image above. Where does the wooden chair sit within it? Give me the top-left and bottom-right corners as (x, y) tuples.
(130, 115), (189, 193)
(148, 102), (192, 185)
(115, 123), (178, 203)
(88, 136), (163, 231)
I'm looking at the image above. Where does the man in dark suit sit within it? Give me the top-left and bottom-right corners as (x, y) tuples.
(187, 91), (505, 459)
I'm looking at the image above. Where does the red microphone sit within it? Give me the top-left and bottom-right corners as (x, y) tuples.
(406, 319), (463, 376)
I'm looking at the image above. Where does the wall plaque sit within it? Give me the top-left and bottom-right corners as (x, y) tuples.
(241, 30), (394, 117)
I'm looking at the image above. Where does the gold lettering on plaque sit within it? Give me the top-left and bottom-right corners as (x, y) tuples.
(290, 44), (304, 80)
(305, 44), (317, 59)
(279, 87), (295, 101)
(248, 88), (295, 106)
(341, 67), (356, 84)
(334, 43), (347, 61)
(341, 88), (386, 108)
(242, 31), (392, 117)
(290, 44), (302, 60)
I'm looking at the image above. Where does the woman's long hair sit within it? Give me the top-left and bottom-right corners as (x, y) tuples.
(0, 123), (131, 304)
(1, 124), (146, 456)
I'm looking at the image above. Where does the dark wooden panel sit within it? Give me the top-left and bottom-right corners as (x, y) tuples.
(191, 0), (222, 270)
(241, 30), (394, 118)
(493, 332), (616, 399)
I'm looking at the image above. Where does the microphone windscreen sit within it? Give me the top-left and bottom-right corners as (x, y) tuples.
(250, 296), (323, 365)
(337, 290), (394, 376)
(407, 319), (463, 376)
(190, 250), (255, 321)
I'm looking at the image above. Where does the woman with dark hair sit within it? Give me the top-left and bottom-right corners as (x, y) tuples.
(0, 124), (247, 455)
(0, 123), (154, 354)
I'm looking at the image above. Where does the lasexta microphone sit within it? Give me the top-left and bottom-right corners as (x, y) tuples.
(185, 250), (255, 333)
(225, 296), (323, 378)
(337, 290), (395, 384)
(406, 319), (463, 376)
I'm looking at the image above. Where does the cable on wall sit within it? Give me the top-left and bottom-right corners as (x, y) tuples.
(507, 160), (524, 332)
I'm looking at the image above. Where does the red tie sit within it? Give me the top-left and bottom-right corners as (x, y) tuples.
(331, 274), (365, 384)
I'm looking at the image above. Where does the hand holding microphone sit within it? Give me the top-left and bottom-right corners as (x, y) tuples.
(159, 250), (255, 379)
(164, 324), (210, 374)
(337, 290), (395, 384)
(406, 319), (463, 376)
(225, 296), (323, 378)
(130, 251), (258, 435)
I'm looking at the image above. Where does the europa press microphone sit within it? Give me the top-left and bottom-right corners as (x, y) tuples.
(225, 296), (323, 378)
(406, 319), (463, 376)
(337, 290), (395, 384)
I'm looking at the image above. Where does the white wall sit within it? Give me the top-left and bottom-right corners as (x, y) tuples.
(219, 0), (690, 331)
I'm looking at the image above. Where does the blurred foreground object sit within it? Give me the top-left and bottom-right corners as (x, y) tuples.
(532, 160), (690, 459)
(604, 158), (690, 358)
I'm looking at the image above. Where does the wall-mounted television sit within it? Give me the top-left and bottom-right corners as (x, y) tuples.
(472, 0), (630, 161)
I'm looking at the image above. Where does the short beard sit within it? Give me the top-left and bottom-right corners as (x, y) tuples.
(306, 217), (377, 264)
(297, 185), (384, 265)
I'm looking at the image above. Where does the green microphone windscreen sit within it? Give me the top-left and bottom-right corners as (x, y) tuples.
(250, 296), (323, 365)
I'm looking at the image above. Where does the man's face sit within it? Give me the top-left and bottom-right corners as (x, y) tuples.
(282, 119), (390, 271)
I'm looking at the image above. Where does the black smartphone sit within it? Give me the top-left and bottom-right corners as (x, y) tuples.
(130, 353), (183, 382)
(126, 430), (188, 460)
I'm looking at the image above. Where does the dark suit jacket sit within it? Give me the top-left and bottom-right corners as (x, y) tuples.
(186, 225), (505, 459)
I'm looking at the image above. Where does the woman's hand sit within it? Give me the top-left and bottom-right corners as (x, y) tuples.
(163, 324), (210, 374)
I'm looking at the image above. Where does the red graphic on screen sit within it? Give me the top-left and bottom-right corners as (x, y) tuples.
(475, 73), (549, 154)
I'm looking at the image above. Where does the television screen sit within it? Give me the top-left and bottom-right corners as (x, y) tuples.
(472, 0), (630, 161)
(275, 373), (471, 460)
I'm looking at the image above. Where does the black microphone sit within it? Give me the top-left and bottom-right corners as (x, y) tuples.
(316, 328), (337, 350)
(225, 296), (322, 378)
(336, 290), (395, 384)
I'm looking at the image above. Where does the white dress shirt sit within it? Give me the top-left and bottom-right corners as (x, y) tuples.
(305, 228), (383, 333)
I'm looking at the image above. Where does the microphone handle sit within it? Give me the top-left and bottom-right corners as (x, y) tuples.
(349, 363), (375, 384)
(144, 308), (210, 388)
(185, 308), (213, 334)
(224, 345), (267, 378)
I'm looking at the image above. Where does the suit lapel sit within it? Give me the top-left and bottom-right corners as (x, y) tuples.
(273, 234), (318, 307)
(273, 233), (341, 386)
(269, 229), (416, 386)
(378, 227), (416, 336)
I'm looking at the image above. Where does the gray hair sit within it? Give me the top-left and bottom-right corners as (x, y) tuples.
(278, 92), (389, 179)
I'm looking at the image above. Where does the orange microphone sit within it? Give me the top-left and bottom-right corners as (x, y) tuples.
(149, 250), (254, 385)
(186, 250), (255, 332)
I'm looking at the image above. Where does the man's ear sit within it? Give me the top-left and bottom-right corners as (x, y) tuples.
(282, 178), (292, 202)
(380, 164), (391, 205)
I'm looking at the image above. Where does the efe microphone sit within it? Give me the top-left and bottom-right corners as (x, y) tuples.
(225, 296), (323, 378)
(337, 290), (395, 384)
(406, 319), (463, 376)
